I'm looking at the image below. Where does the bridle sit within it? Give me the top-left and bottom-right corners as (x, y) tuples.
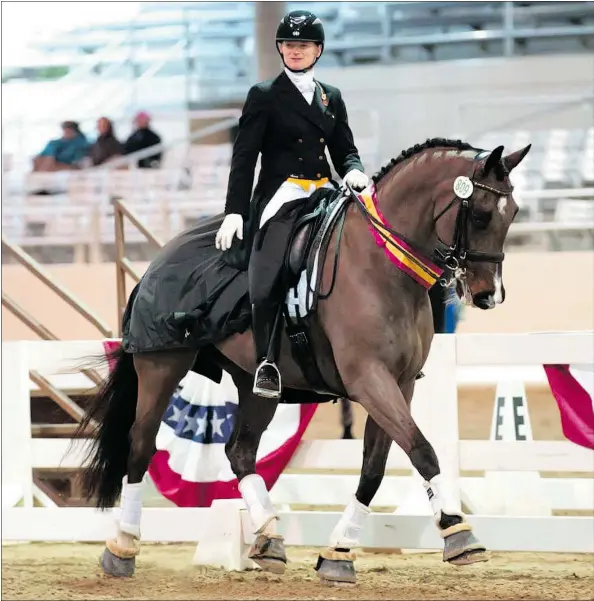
(347, 158), (513, 289)
(432, 163), (513, 287)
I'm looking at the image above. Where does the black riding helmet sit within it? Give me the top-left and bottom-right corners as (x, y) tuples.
(275, 10), (325, 73)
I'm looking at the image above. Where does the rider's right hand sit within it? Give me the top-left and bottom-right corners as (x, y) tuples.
(215, 213), (244, 251)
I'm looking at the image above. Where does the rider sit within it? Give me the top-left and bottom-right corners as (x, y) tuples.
(215, 9), (369, 399)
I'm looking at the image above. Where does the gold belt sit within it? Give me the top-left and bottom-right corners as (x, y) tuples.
(286, 177), (329, 192)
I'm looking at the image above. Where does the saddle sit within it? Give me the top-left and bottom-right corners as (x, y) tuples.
(279, 188), (426, 393)
(280, 187), (351, 397)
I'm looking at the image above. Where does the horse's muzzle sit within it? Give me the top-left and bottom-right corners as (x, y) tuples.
(472, 290), (496, 310)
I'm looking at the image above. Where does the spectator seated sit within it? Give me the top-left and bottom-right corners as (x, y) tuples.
(123, 111), (163, 169)
(89, 117), (124, 167)
(32, 121), (90, 172)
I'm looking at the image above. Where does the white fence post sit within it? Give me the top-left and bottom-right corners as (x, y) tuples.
(412, 334), (461, 505)
(192, 499), (257, 571)
(2, 341), (34, 508)
(479, 380), (551, 516)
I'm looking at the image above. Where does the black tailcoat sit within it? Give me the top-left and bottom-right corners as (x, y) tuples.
(224, 71), (364, 220)
(123, 76), (365, 361)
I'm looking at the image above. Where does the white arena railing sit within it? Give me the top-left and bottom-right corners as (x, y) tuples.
(2, 332), (593, 568)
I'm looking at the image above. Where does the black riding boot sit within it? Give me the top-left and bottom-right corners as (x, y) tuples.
(252, 303), (282, 399)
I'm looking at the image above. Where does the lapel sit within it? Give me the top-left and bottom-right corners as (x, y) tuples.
(274, 72), (327, 133)
(313, 81), (331, 121)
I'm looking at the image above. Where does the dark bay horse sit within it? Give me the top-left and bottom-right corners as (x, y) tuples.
(74, 138), (530, 585)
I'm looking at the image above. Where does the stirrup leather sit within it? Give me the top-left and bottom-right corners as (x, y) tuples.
(253, 360), (282, 399)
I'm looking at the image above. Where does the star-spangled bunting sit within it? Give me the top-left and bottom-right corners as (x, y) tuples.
(164, 390), (236, 444)
(102, 340), (318, 507)
(102, 339), (594, 510)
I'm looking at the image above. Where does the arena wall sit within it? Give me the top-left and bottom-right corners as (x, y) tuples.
(2, 250), (593, 341)
(317, 54), (594, 158)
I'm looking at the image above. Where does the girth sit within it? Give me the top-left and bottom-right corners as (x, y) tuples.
(282, 187), (350, 397)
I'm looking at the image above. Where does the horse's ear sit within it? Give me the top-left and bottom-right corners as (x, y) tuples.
(482, 145), (504, 176)
(503, 144), (532, 172)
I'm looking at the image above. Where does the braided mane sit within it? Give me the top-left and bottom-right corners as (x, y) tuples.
(372, 138), (478, 185)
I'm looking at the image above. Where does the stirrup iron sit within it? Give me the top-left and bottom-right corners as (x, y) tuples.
(253, 360), (282, 399)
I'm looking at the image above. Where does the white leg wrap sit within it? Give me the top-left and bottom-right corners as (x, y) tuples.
(238, 474), (278, 534)
(329, 495), (370, 549)
(423, 474), (465, 524)
(118, 476), (143, 540)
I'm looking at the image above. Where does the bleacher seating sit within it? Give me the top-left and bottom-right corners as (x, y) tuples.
(581, 127), (594, 186)
(2, 144), (232, 259)
(473, 127), (594, 221)
(6, 2), (593, 99)
(3, 127), (593, 262)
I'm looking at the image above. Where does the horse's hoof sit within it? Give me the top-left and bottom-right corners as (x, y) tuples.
(100, 547), (136, 577)
(448, 548), (489, 566)
(248, 533), (287, 575)
(442, 524), (488, 565)
(315, 548), (357, 587)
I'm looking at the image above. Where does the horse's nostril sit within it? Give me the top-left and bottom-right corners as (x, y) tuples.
(473, 290), (496, 310)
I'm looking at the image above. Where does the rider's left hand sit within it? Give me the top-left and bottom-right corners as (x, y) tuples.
(344, 169), (369, 191)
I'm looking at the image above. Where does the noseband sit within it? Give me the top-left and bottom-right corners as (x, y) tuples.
(432, 168), (512, 287)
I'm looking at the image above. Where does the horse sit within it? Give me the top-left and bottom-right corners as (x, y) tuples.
(74, 137), (530, 586)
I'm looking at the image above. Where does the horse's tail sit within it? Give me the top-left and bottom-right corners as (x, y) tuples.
(74, 344), (138, 509)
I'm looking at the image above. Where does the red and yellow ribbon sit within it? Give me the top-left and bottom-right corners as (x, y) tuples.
(357, 185), (443, 289)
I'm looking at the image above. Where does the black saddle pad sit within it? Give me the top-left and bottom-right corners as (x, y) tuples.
(121, 187), (342, 355)
(122, 214), (252, 353)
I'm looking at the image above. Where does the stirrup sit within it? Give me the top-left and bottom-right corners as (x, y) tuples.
(253, 360), (282, 399)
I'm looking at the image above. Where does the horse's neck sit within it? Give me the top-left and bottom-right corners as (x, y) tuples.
(344, 187), (432, 309)
(357, 161), (445, 309)
(376, 164), (438, 258)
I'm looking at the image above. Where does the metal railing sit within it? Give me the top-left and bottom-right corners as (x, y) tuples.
(1, 236), (111, 383)
(106, 116), (239, 329)
(71, 39), (188, 126)
(1, 236), (106, 434)
(97, 114), (239, 171)
(1, 236), (114, 340)
(112, 197), (164, 333)
(25, 2), (594, 64)
(7, 32), (133, 129)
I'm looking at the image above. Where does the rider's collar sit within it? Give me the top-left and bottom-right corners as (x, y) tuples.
(284, 66), (315, 88)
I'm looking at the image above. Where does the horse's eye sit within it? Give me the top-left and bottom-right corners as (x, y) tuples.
(471, 209), (492, 229)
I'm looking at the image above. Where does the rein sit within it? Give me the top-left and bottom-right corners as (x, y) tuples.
(348, 165), (512, 288)
(351, 184), (442, 289)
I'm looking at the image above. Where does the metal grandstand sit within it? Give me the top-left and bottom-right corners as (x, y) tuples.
(4, 1), (594, 106)
(2, 2), (593, 259)
(3, 2), (593, 156)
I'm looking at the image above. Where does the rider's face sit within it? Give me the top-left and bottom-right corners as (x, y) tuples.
(279, 41), (321, 71)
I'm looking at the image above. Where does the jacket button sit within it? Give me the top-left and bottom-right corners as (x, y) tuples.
(298, 157), (303, 161)
(316, 173), (322, 178)
(298, 138), (303, 143)
(320, 138), (325, 143)
(299, 173), (304, 177)
(318, 155), (323, 160)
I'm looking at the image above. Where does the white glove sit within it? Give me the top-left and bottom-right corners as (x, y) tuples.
(215, 213), (243, 251)
(343, 169), (369, 191)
